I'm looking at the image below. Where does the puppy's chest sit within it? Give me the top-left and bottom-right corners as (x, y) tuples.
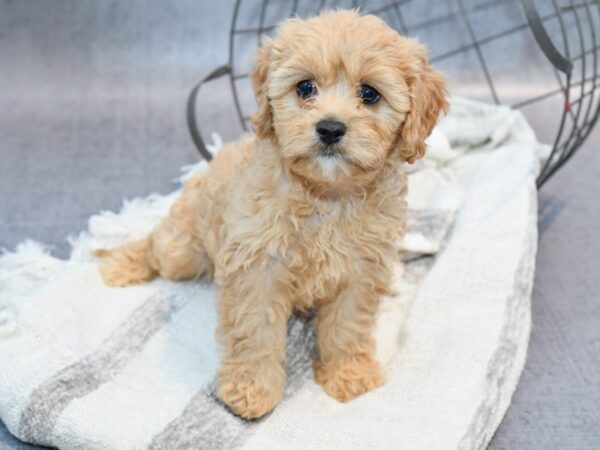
(279, 209), (346, 303)
(277, 201), (397, 304)
(287, 205), (344, 262)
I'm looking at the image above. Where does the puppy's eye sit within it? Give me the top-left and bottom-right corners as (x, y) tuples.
(359, 85), (380, 105)
(296, 80), (316, 100)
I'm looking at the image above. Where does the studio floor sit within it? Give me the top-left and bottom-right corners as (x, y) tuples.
(1, 1), (599, 448)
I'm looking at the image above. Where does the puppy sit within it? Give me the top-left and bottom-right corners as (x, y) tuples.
(97, 10), (447, 419)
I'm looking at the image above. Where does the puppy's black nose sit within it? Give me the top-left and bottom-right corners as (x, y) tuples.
(316, 119), (346, 145)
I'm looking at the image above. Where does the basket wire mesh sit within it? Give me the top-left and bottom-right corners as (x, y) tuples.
(189, 0), (600, 188)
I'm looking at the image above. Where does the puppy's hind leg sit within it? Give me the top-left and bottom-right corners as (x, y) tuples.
(148, 213), (213, 282)
(97, 173), (213, 287)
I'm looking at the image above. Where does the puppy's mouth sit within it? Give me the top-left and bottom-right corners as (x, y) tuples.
(317, 143), (341, 158)
(286, 142), (375, 182)
(314, 143), (373, 173)
(314, 150), (344, 177)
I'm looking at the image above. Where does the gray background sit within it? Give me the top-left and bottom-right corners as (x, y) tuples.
(0, 1), (598, 448)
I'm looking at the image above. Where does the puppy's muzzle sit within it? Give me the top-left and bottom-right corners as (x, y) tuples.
(316, 119), (346, 146)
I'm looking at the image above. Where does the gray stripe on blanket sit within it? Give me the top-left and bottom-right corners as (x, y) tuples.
(403, 255), (436, 285)
(148, 318), (315, 449)
(458, 184), (538, 449)
(406, 208), (455, 243)
(18, 292), (177, 445)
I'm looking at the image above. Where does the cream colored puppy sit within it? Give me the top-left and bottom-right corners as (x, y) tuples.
(97, 10), (447, 419)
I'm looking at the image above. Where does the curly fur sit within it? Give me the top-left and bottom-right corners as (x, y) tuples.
(97, 10), (447, 419)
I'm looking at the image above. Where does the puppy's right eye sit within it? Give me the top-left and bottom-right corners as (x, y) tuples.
(296, 80), (316, 100)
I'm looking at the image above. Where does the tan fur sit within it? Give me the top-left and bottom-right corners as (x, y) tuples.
(97, 10), (447, 419)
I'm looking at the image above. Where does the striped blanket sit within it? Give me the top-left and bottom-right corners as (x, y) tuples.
(0, 98), (544, 449)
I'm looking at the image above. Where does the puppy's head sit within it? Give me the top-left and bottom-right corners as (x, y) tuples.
(251, 10), (447, 190)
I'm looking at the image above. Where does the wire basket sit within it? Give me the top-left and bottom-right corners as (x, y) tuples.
(187, 0), (600, 187)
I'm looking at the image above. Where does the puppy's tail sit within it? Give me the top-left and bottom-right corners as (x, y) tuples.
(95, 237), (157, 287)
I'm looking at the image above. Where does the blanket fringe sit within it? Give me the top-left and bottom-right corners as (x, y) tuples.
(0, 241), (63, 339)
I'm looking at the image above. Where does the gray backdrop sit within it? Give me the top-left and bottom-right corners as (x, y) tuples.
(0, 1), (598, 448)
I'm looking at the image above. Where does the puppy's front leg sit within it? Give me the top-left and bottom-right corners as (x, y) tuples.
(216, 262), (292, 419)
(314, 276), (386, 402)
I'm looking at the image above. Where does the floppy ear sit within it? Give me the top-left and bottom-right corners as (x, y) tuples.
(399, 43), (448, 163)
(250, 38), (275, 140)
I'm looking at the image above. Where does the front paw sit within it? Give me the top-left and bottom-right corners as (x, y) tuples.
(217, 365), (284, 419)
(314, 355), (385, 402)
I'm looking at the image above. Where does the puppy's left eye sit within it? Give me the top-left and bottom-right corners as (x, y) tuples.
(359, 85), (380, 105)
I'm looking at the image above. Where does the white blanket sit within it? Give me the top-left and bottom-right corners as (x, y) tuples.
(0, 98), (544, 449)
